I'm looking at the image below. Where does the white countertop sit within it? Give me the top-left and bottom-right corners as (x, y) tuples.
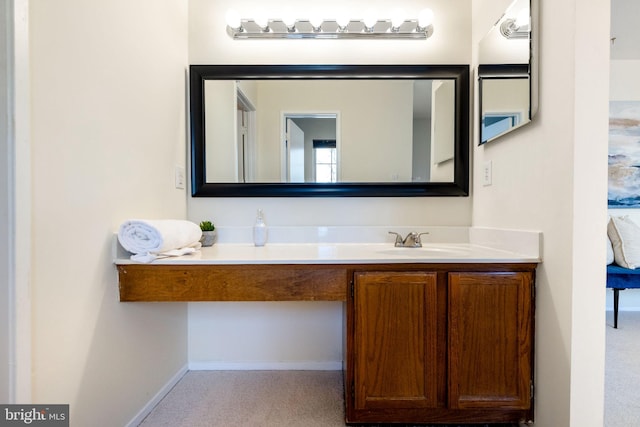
(113, 226), (542, 265)
(114, 242), (539, 265)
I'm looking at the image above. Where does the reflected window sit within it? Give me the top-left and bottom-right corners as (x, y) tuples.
(313, 139), (337, 183)
(482, 112), (522, 142)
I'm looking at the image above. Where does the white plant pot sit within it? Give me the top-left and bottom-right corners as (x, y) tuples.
(200, 230), (217, 247)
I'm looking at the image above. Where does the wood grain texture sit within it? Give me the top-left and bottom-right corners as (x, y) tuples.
(117, 264), (348, 301)
(353, 271), (439, 410)
(345, 266), (536, 424)
(116, 262), (537, 302)
(448, 271), (534, 411)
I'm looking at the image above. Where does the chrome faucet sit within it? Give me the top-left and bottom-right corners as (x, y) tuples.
(388, 231), (429, 248)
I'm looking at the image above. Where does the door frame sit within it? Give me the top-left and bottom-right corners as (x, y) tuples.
(236, 87), (256, 182)
(3, 0), (32, 403)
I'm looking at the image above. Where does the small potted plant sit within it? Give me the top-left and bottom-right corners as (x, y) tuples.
(199, 220), (216, 247)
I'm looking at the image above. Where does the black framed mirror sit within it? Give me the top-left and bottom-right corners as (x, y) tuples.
(190, 64), (469, 197)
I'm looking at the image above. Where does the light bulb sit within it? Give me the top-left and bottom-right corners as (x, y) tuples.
(418, 8), (434, 28)
(282, 9), (296, 28)
(254, 10), (269, 29)
(336, 15), (350, 29)
(363, 9), (377, 29)
(225, 9), (241, 29)
(391, 8), (406, 29)
(309, 15), (323, 29)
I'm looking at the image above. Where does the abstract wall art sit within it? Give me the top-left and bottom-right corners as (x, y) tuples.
(609, 101), (640, 207)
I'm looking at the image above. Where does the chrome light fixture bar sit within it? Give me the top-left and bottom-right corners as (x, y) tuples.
(499, 18), (529, 39)
(225, 9), (434, 40)
(499, 7), (530, 40)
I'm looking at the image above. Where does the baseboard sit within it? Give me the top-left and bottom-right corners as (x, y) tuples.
(125, 364), (189, 427)
(188, 361), (342, 371)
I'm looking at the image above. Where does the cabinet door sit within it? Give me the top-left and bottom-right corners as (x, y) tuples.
(448, 271), (533, 410)
(352, 271), (440, 411)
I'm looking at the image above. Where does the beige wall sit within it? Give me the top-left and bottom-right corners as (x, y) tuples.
(254, 80), (414, 182)
(205, 80), (237, 182)
(28, 0), (189, 425)
(472, 0), (609, 426)
(610, 60), (640, 100)
(481, 78), (529, 119)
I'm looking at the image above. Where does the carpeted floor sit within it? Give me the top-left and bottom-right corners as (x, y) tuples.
(138, 312), (636, 427)
(139, 370), (345, 427)
(138, 370), (516, 427)
(605, 310), (640, 427)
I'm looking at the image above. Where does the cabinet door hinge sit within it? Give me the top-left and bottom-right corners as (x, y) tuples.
(351, 381), (355, 400)
(350, 280), (354, 299)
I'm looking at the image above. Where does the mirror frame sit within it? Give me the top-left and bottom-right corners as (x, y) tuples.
(189, 64), (469, 197)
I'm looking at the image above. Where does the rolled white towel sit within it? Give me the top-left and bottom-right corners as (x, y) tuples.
(118, 219), (202, 262)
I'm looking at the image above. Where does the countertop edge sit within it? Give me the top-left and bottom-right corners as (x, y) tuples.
(113, 242), (541, 266)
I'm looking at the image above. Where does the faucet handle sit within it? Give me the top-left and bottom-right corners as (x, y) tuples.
(407, 232), (429, 247)
(388, 231), (404, 246)
(416, 232), (430, 244)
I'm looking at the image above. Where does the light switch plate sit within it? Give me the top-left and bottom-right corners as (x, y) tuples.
(175, 166), (186, 189)
(483, 161), (492, 186)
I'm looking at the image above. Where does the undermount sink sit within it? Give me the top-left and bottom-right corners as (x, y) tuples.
(376, 246), (472, 257)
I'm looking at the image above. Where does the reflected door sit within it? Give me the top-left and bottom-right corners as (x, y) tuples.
(286, 118), (305, 182)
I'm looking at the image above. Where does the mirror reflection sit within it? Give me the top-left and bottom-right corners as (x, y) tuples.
(478, 65), (529, 144)
(204, 78), (455, 183)
(478, 0), (535, 144)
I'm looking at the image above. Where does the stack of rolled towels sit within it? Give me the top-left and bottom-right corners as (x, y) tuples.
(118, 219), (202, 263)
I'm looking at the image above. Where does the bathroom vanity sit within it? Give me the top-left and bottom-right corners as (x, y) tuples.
(346, 265), (534, 424)
(115, 229), (539, 425)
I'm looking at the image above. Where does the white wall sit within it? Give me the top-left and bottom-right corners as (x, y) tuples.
(28, 1), (189, 425)
(187, 0), (473, 371)
(472, 0), (609, 426)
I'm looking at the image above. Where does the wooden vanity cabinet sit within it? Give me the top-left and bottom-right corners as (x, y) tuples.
(448, 272), (534, 412)
(345, 266), (535, 424)
(349, 271), (444, 412)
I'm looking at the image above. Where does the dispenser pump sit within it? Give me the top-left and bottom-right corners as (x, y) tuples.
(253, 209), (267, 246)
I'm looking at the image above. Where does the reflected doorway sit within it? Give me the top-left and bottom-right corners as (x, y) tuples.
(282, 113), (340, 183)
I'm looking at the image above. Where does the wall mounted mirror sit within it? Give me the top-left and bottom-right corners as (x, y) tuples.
(478, 0), (538, 145)
(190, 65), (469, 197)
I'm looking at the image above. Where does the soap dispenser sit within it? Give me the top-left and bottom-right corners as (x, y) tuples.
(253, 209), (267, 247)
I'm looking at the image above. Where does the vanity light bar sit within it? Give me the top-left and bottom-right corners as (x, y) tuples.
(225, 11), (434, 40)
